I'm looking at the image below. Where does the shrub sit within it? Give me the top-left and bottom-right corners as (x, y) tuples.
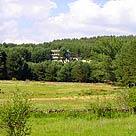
(1, 90), (32, 136)
(12, 77), (17, 81)
(124, 88), (136, 112)
(117, 87), (136, 114)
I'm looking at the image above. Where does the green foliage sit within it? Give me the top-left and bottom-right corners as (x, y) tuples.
(0, 35), (136, 84)
(45, 61), (62, 81)
(90, 54), (114, 82)
(28, 62), (47, 81)
(57, 63), (72, 82)
(114, 41), (136, 85)
(31, 48), (52, 63)
(71, 61), (90, 82)
(6, 48), (31, 80)
(1, 91), (32, 136)
(0, 50), (7, 79)
(122, 88), (136, 112)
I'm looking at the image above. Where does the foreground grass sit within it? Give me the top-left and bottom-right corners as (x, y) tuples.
(31, 116), (136, 136)
(0, 115), (136, 136)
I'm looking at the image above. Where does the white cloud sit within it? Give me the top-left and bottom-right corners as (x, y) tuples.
(0, 0), (56, 18)
(50, 0), (136, 38)
(0, 0), (57, 43)
(20, 0), (57, 18)
(1, 0), (136, 43)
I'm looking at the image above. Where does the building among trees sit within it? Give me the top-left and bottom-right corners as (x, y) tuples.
(51, 50), (62, 61)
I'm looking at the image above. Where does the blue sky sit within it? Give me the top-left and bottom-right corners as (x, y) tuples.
(52, 0), (107, 16)
(51, 0), (75, 15)
(0, 0), (136, 43)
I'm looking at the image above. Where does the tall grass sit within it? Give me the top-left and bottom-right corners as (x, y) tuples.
(0, 81), (136, 136)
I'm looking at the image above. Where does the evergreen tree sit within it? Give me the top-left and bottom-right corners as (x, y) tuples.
(114, 41), (136, 85)
(0, 50), (7, 79)
(57, 63), (72, 82)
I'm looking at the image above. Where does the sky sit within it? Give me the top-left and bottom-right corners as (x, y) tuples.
(0, 0), (136, 43)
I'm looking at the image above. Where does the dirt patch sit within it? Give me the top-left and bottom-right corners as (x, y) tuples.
(31, 95), (114, 101)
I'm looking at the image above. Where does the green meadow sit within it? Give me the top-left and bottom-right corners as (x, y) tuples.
(0, 80), (135, 136)
(0, 80), (120, 110)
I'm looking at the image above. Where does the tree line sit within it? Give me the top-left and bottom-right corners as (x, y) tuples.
(0, 35), (136, 85)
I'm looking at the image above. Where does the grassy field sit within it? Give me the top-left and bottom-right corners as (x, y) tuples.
(0, 80), (133, 136)
(1, 115), (136, 136)
(0, 80), (120, 110)
(30, 115), (136, 136)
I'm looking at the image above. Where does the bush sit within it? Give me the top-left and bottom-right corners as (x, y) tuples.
(124, 88), (136, 112)
(1, 90), (32, 136)
(117, 87), (136, 114)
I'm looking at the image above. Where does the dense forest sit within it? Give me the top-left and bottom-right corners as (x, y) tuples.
(0, 36), (136, 85)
